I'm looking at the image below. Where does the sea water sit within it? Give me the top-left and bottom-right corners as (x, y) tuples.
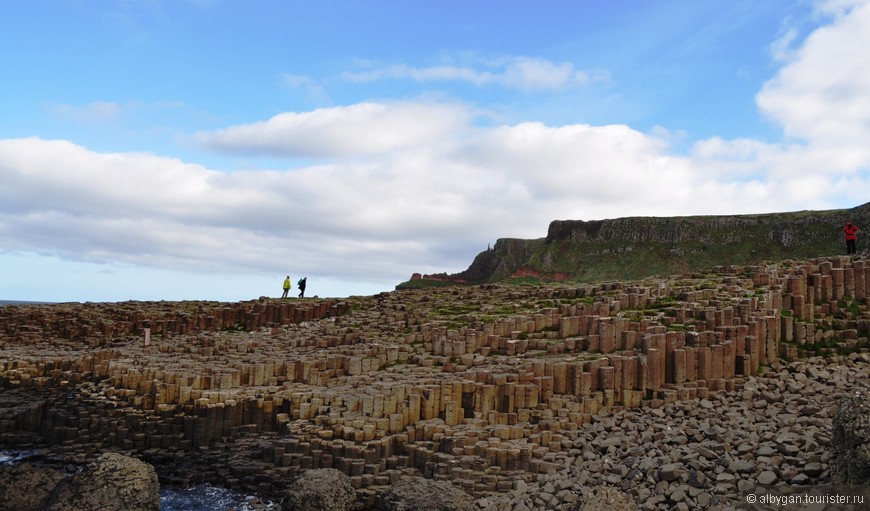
(0, 449), (35, 464)
(160, 485), (279, 511)
(1, 450), (278, 511)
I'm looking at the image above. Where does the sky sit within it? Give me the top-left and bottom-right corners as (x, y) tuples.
(2, 0), (870, 303)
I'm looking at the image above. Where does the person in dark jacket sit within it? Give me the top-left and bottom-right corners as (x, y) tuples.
(298, 277), (307, 298)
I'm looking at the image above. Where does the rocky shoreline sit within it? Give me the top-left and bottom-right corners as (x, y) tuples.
(2, 257), (870, 509)
(476, 354), (870, 511)
(3, 353), (868, 511)
(148, 352), (870, 510)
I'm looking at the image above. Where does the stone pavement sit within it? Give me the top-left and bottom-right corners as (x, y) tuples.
(1, 257), (868, 509)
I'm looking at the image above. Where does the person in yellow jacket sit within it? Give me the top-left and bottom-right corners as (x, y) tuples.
(281, 276), (291, 298)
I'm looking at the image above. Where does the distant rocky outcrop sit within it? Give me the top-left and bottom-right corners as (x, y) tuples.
(0, 452), (159, 511)
(831, 391), (870, 484)
(399, 202), (870, 288)
(0, 298), (348, 347)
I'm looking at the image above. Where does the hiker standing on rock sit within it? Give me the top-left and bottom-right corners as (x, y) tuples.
(298, 277), (307, 298)
(843, 222), (859, 255)
(282, 276), (292, 298)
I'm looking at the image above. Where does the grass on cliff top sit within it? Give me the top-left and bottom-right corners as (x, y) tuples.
(533, 236), (842, 284)
(395, 278), (459, 290)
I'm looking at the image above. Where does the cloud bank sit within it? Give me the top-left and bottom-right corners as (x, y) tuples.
(2, 0), (869, 288)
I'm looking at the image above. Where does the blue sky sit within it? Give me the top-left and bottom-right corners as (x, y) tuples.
(2, 0), (869, 302)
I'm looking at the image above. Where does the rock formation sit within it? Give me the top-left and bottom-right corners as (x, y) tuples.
(402, 202), (870, 287)
(571, 486), (638, 511)
(0, 459), (66, 511)
(1, 257), (869, 509)
(46, 452), (160, 511)
(378, 476), (476, 511)
(831, 391), (870, 484)
(282, 468), (356, 511)
(0, 452), (159, 511)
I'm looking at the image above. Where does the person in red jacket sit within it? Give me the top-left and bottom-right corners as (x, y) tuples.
(842, 222), (859, 255)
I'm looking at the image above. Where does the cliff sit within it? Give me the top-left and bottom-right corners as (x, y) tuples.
(404, 202), (870, 287)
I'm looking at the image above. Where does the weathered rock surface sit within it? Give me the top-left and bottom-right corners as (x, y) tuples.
(0, 460), (66, 511)
(572, 485), (639, 511)
(46, 452), (160, 511)
(378, 476), (476, 511)
(471, 353), (870, 510)
(0, 452), (159, 511)
(831, 391), (870, 484)
(282, 468), (355, 511)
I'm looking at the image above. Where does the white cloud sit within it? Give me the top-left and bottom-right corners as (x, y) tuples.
(44, 101), (124, 123)
(343, 64), (495, 86)
(502, 57), (602, 91)
(342, 56), (607, 92)
(2, 101), (854, 290)
(280, 73), (331, 104)
(757, 0), (870, 153)
(769, 27), (799, 62)
(815, 0), (868, 17)
(3, 1), (870, 290)
(190, 101), (472, 158)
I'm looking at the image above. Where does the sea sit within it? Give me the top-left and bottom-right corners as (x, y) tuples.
(1, 450), (279, 510)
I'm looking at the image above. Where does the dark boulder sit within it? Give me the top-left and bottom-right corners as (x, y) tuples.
(282, 468), (356, 511)
(0, 452), (159, 511)
(46, 452), (160, 511)
(0, 461), (66, 511)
